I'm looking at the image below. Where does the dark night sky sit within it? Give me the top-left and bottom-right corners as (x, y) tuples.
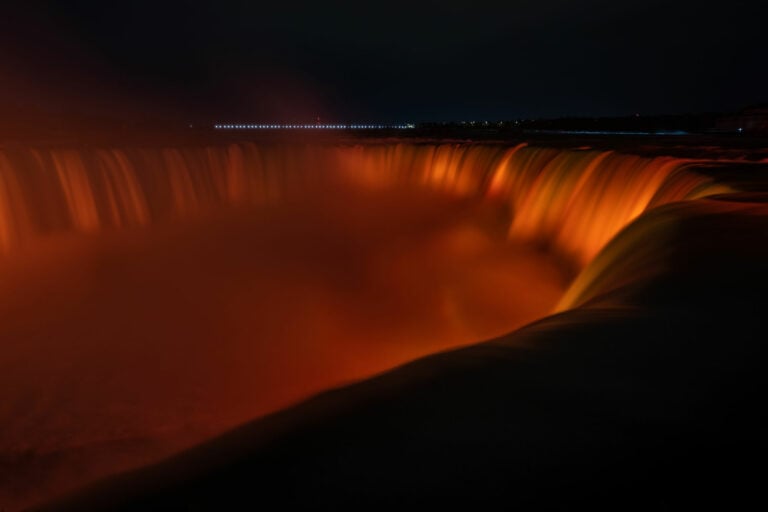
(1, 0), (765, 123)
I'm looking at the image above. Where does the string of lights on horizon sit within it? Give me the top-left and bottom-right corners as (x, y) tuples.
(214, 124), (416, 130)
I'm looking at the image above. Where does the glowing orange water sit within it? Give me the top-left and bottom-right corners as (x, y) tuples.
(0, 143), (725, 259)
(0, 142), (728, 509)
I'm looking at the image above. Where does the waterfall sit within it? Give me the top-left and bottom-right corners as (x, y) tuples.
(0, 142), (727, 267)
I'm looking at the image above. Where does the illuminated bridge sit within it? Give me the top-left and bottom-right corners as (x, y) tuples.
(214, 123), (415, 130)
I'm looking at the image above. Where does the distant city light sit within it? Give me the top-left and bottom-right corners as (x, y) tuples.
(526, 129), (690, 136)
(213, 123), (416, 130)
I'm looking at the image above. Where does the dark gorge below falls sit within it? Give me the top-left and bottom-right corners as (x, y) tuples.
(1, 137), (766, 510)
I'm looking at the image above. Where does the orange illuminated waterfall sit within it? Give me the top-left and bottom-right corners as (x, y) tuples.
(0, 143), (725, 261)
(0, 140), (733, 510)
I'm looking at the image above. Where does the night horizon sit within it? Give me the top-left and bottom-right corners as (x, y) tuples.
(2, 1), (767, 124)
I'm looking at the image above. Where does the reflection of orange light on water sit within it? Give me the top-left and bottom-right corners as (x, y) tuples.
(0, 141), (732, 509)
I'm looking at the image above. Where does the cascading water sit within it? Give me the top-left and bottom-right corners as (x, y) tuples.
(0, 142), (726, 259)
(0, 141), (733, 510)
